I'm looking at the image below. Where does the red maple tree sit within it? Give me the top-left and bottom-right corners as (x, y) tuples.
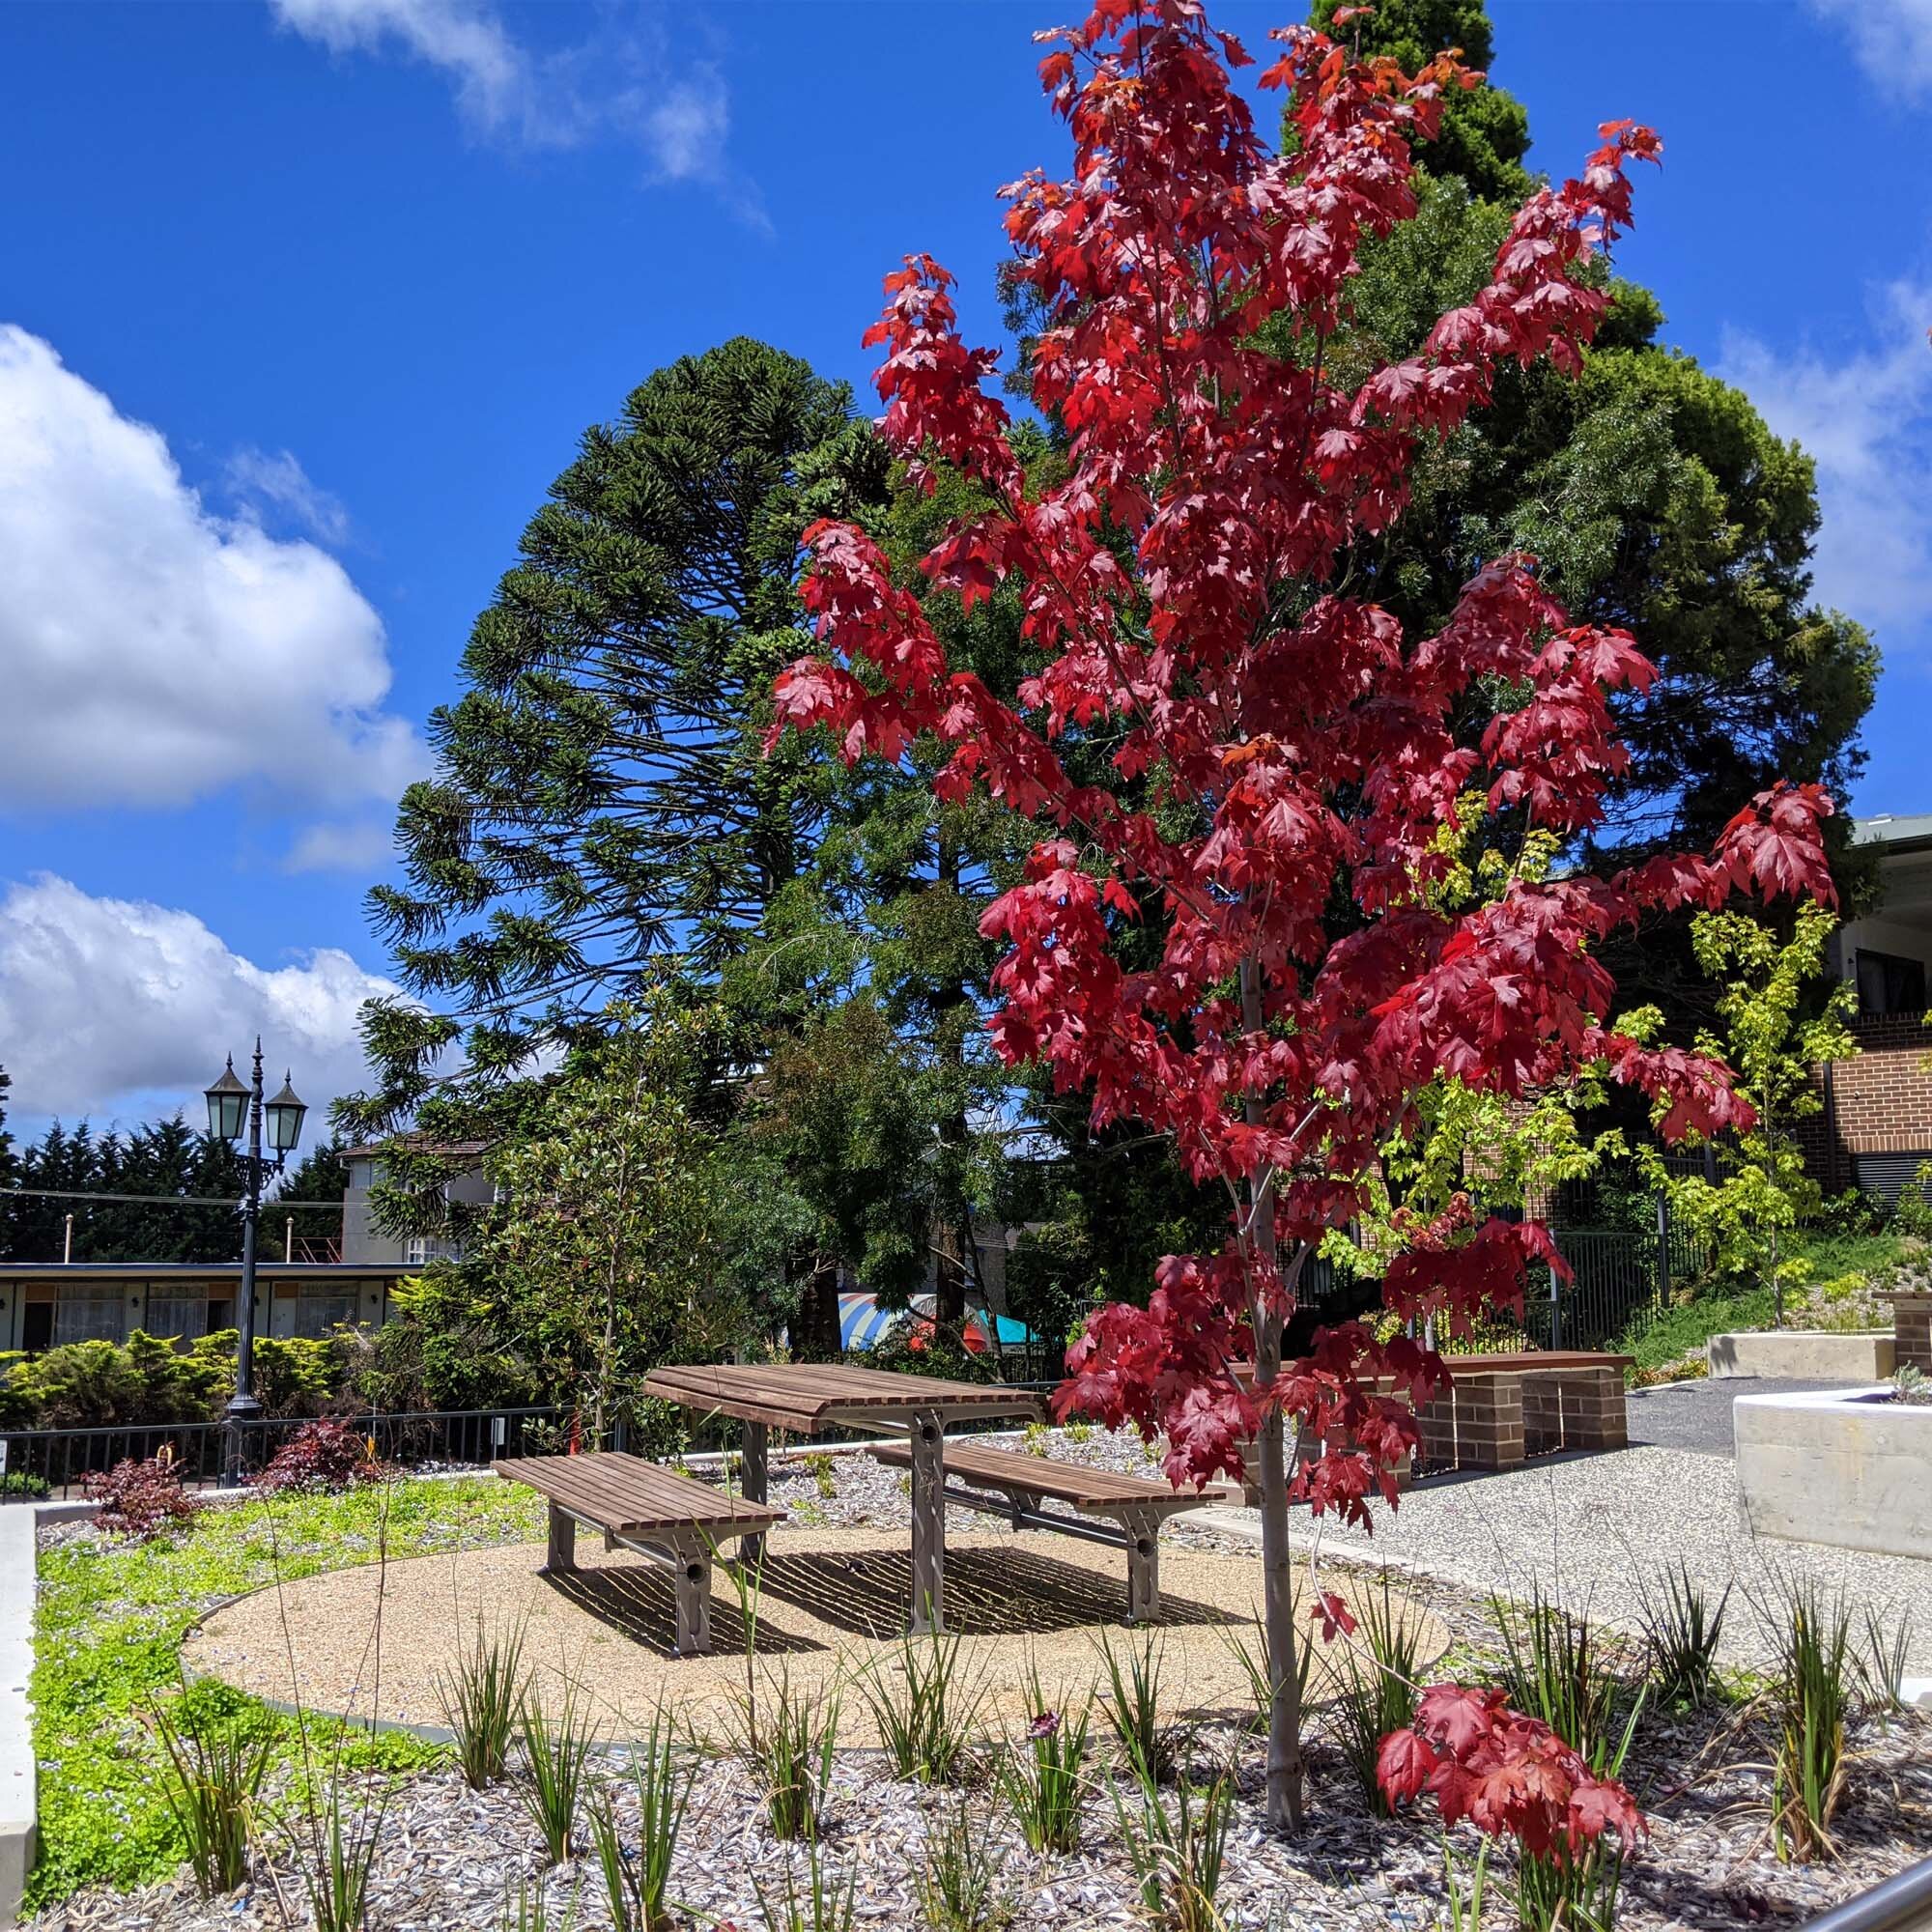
(770, 0), (1832, 1831)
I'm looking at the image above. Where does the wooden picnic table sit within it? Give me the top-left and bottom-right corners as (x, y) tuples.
(641, 1362), (1043, 1633)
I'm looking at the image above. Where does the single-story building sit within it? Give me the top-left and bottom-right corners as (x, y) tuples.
(0, 1264), (408, 1355)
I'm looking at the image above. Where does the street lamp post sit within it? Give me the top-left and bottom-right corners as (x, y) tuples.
(205, 1041), (306, 1485)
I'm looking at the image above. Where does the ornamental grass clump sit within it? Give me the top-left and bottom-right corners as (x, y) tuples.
(858, 1625), (983, 1786)
(436, 1616), (529, 1789)
(752, 1840), (860, 1932)
(589, 1705), (690, 1932)
(516, 1677), (599, 1865)
(1326, 1573), (1425, 1814)
(1094, 1627), (1171, 1785)
(918, 1796), (1015, 1932)
(993, 1676), (1094, 1855)
(1635, 1561), (1729, 1710)
(298, 1784), (385, 1932)
(150, 1686), (270, 1896)
(1113, 1762), (1236, 1932)
(1758, 1575), (1855, 1861)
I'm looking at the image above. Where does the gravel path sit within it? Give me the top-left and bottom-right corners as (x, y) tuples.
(1210, 1443), (1932, 1673)
(1626, 1377), (1873, 1456)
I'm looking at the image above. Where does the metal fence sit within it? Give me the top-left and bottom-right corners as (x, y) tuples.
(0, 1405), (566, 1502)
(1518, 1214), (1709, 1351)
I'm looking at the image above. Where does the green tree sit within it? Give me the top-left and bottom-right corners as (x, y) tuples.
(461, 1012), (738, 1438)
(1636, 901), (1857, 1322)
(1292, 3), (1875, 906)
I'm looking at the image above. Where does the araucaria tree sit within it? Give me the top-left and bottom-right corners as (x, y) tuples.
(770, 0), (1833, 1833)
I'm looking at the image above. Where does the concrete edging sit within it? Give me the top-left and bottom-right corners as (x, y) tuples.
(1735, 1383), (1932, 1561)
(1708, 1329), (1896, 1380)
(0, 1508), (37, 1929)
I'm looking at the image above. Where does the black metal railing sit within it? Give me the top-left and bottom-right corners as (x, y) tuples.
(0, 1405), (566, 1502)
(1518, 1219), (1709, 1352)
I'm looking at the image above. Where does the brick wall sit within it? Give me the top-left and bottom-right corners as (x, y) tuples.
(1799, 1015), (1932, 1188)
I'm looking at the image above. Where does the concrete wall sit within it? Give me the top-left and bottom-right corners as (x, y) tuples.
(1735, 1386), (1932, 1560)
(1709, 1330), (1897, 1379)
(0, 1510), (36, 1927)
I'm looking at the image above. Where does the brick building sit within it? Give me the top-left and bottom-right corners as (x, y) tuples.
(1803, 812), (1932, 1200)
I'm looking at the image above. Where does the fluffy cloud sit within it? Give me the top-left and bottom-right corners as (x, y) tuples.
(1718, 282), (1932, 647)
(0, 873), (398, 1129)
(0, 327), (423, 811)
(1810, 0), (1932, 100)
(269, 0), (741, 197)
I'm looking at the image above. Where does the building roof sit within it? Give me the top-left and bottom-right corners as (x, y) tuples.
(1852, 812), (1932, 852)
(0, 1262), (409, 1281)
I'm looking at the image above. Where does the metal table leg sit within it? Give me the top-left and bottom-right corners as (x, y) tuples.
(741, 1418), (768, 1567)
(908, 1407), (945, 1634)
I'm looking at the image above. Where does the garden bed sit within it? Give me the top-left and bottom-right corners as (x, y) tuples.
(20, 1436), (1932, 1931)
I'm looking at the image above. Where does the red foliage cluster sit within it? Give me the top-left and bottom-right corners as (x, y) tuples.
(767, 0), (1833, 1520)
(1378, 1684), (1645, 1861)
(81, 1455), (197, 1541)
(251, 1419), (385, 1495)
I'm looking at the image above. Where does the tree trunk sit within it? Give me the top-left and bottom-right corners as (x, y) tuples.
(796, 1253), (843, 1361)
(932, 826), (971, 1328)
(1241, 957), (1305, 1833)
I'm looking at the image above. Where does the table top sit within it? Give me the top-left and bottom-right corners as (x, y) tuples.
(642, 1361), (1045, 1432)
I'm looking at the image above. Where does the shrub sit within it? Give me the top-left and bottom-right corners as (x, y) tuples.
(81, 1456), (197, 1540)
(252, 1420), (384, 1495)
(589, 1704), (689, 1932)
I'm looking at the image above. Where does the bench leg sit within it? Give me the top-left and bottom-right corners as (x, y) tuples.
(740, 1419), (768, 1568)
(545, 1503), (577, 1575)
(1123, 1510), (1160, 1625)
(909, 1407), (945, 1634)
(672, 1540), (713, 1657)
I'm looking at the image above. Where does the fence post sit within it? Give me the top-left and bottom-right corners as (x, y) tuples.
(1548, 1235), (1563, 1351)
(1655, 1192), (1671, 1316)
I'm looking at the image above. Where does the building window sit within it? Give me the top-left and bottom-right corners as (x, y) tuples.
(403, 1236), (463, 1267)
(54, 1285), (126, 1346)
(293, 1287), (358, 1339)
(144, 1293), (210, 1342)
(1855, 950), (1928, 1017)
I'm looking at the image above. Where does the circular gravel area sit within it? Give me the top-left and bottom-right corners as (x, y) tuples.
(183, 1523), (1448, 1742)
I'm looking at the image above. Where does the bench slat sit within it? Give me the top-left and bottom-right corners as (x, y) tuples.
(873, 1439), (1208, 1515)
(493, 1451), (781, 1538)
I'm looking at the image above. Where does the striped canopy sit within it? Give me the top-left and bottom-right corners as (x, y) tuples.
(837, 1293), (1038, 1353)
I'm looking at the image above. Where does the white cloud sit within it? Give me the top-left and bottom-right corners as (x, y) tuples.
(225, 445), (352, 547)
(1810, 0), (1932, 100)
(268, 0), (743, 203)
(0, 327), (424, 811)
(0, 873), (398, 1128)
(283, 819), (395, 875)
(1718, 282), (1932, 646)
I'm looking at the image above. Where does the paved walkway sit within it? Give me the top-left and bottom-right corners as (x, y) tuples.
(1199, 1439), (1932, 1677)
(1627, 1375), (1871, 1457)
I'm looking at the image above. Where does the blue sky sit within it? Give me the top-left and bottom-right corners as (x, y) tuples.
(1, 0), (1928, 1135)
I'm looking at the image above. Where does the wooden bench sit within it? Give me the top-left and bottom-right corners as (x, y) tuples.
(492, 1450), (782, 1656)
(870, 1438), (1210, 1624)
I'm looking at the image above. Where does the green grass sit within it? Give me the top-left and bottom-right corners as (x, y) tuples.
(1621, 1284), (1775, 1378)
(28, 1474), (545, 1909)
(1786, 1229), (1913, 1282)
